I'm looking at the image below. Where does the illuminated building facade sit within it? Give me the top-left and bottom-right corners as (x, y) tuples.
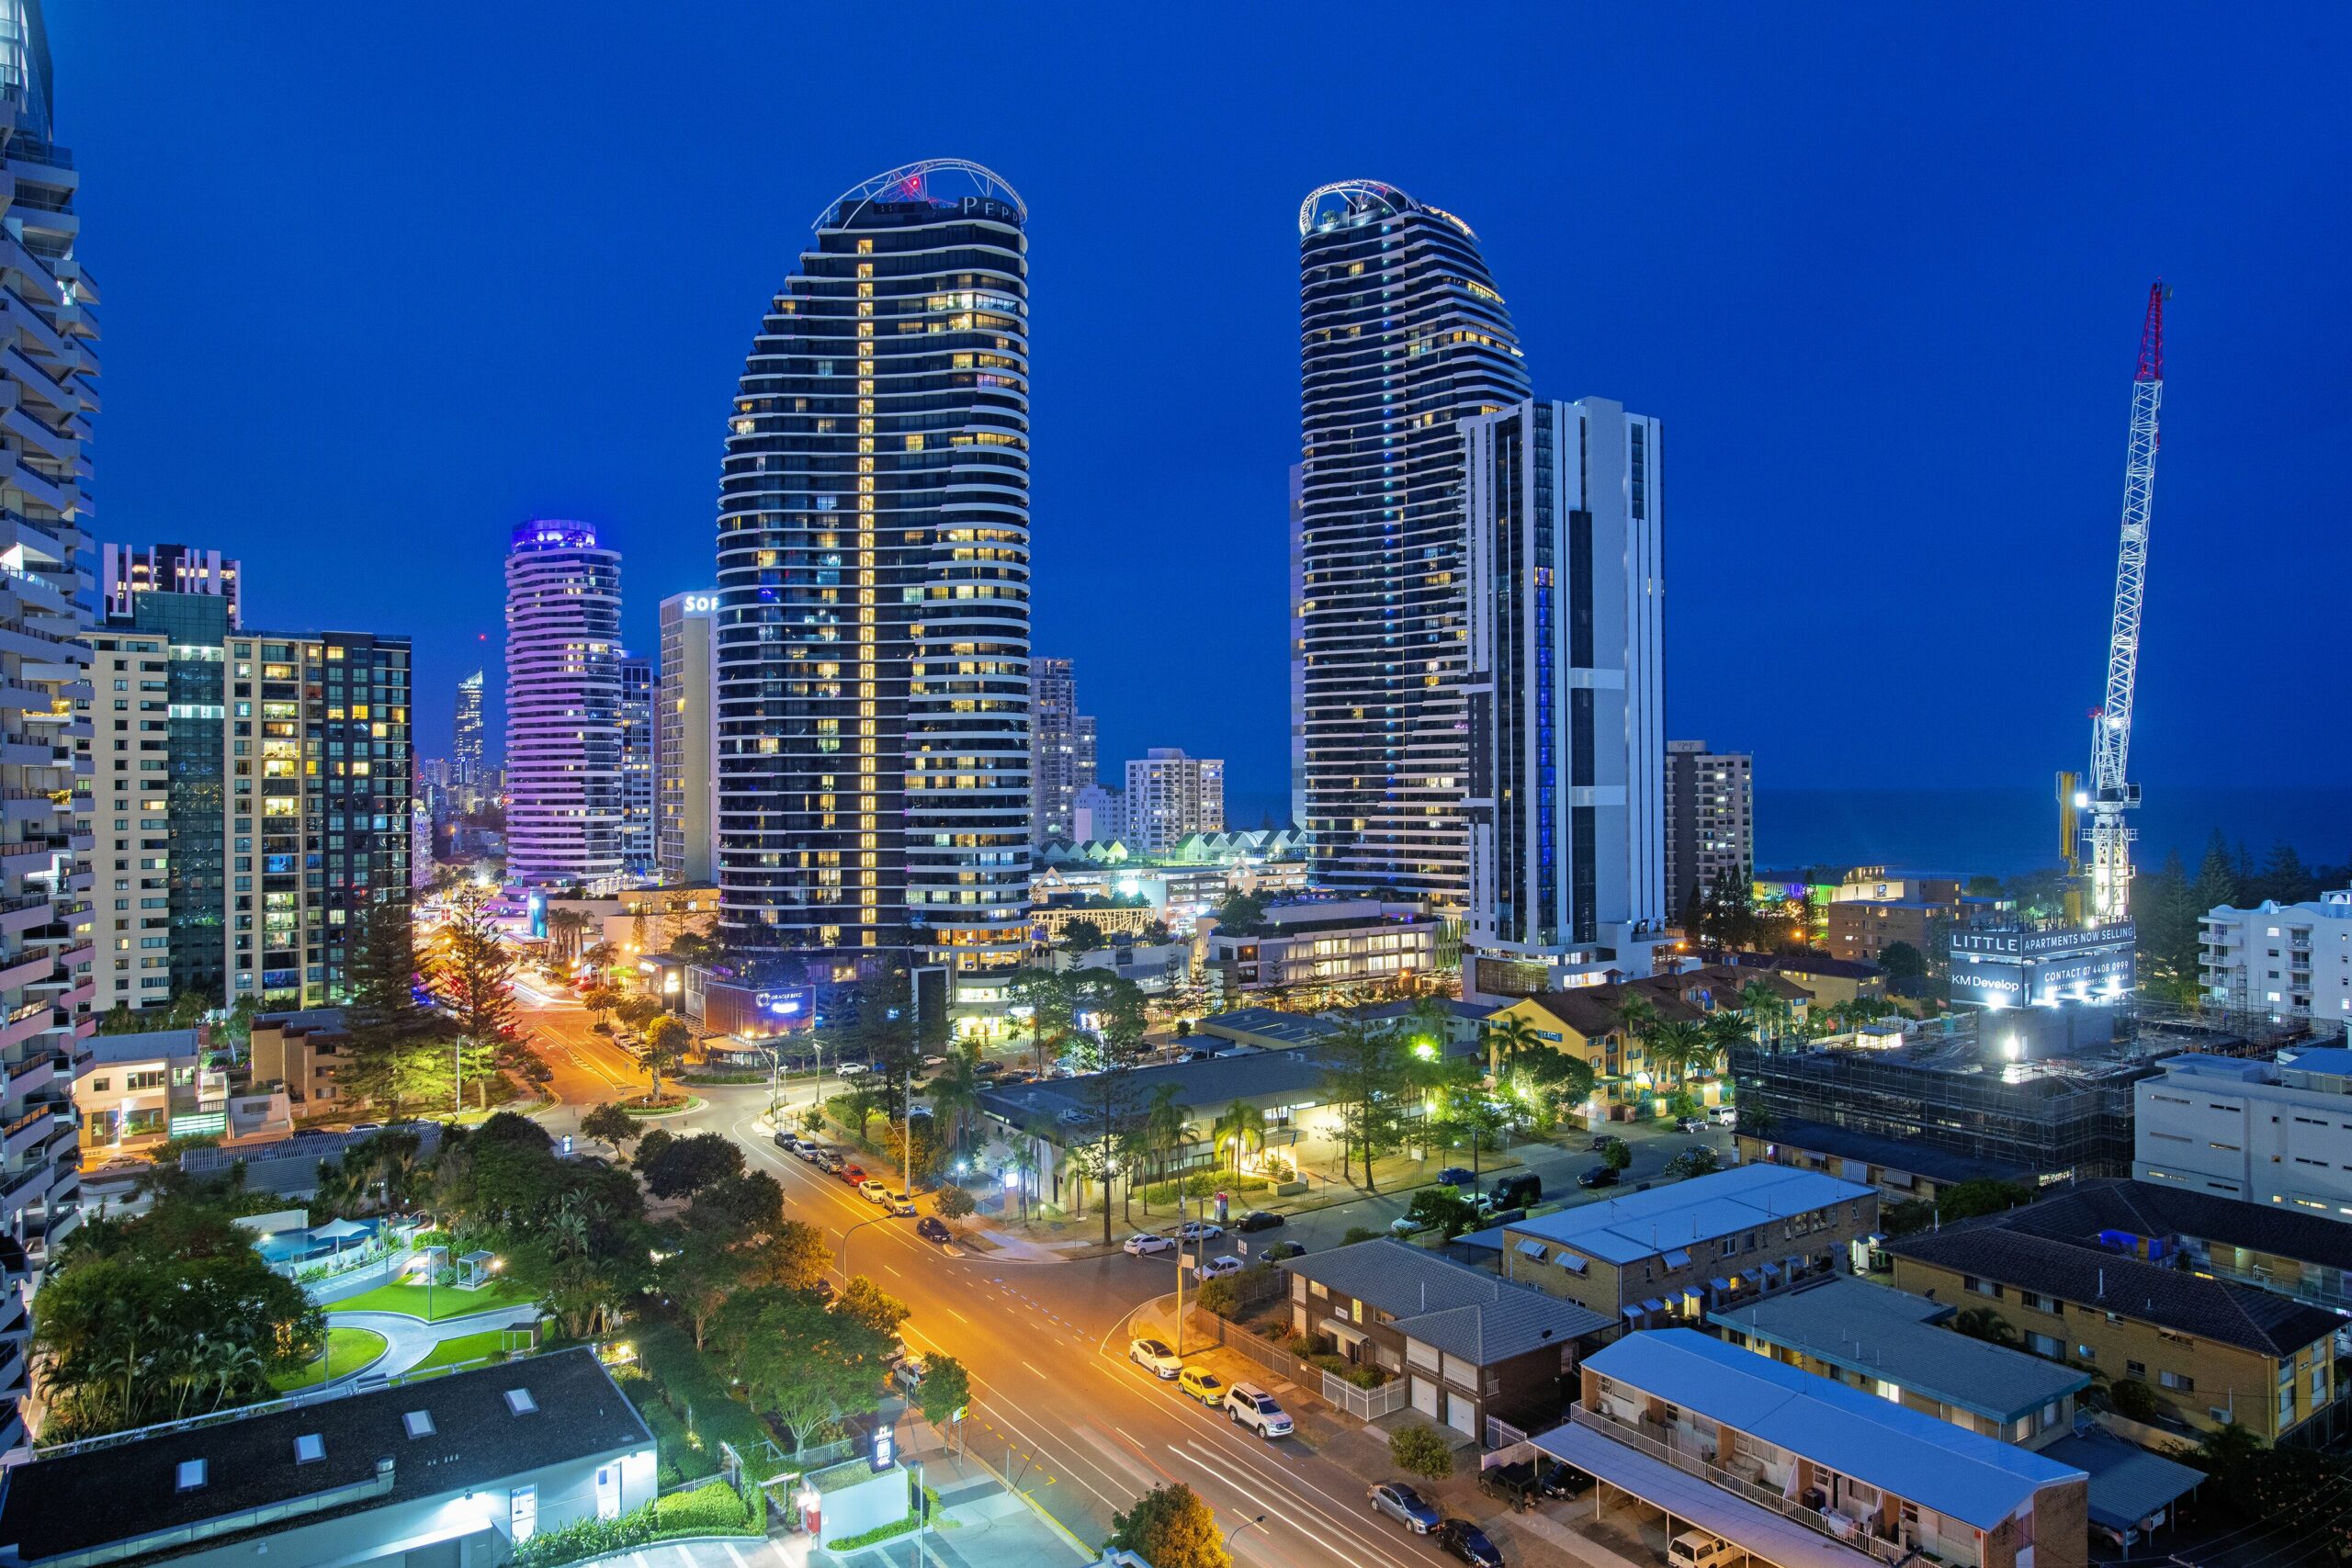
(655, 591), (718, 885)
(1295, 181), (1528, 912)
(99, 542), (239, 627)
(715, 161), (1031, 982)
(618, 652), (653, 875)
(503, 521), (622, 887)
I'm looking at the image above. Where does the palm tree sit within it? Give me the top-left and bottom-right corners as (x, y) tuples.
(1481, 1014), (1541, 1078)
(546, 907), (590, 965)
(1142, 1083), (1195, 1187)
(1647, 1020), (1708, 1091)
(1701, 1010), (1750, 1077)
(928, 1044), (984, 1156)
(1211, 1099), (1264, 1174)
(1740, 980), (1790, 1044)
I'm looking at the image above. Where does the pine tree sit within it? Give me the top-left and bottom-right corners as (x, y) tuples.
(340, 897), (440, 1121)
(2195, 829), (2239, 913)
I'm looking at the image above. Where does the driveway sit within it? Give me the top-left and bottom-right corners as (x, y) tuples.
(320, 1305), (541, 1380)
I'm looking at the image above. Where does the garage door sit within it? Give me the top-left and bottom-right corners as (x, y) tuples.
(1445, 1390), (1477, 1438)
(1411, 1376), (1438, 1418)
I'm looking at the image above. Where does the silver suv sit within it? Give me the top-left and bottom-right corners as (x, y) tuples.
(1224, 1382), (1293, 1438)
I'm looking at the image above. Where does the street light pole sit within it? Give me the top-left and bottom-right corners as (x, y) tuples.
(1225, 1514), (1268, 1554)
(840, 1213), (893, 1280)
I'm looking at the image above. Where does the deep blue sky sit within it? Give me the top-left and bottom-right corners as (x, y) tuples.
(58, 4), (2350, 826)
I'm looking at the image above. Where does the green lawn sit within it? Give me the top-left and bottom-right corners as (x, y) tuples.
(408, 1328), (523, 1374)
(272, 1326), (386, 1391)
(332, 1276), (538, 1323)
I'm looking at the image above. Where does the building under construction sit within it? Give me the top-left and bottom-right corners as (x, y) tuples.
(1731, 1003), (2319, 1185)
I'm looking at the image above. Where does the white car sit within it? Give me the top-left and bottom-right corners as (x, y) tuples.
(886, 1190), (917, 1217)
(1128, 1337), (1182, 1379)
(1225, 1382), (1294, 1438)
(890, 1354), (927, 1391)
(858, 1179), (891, 1204)
(836, 1061), (871, 1077)
(1193, 1254), (1244, 1281)
(1670, 1531), (1743, 1568)
(1124, 1232), (1175, 1257)
(1174, 1220), (1224, 1242)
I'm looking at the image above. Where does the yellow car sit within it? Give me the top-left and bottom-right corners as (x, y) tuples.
(1176, 1366), (1227, 1407)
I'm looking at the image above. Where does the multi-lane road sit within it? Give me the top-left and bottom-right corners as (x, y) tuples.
(513, 996), (1729, 1567)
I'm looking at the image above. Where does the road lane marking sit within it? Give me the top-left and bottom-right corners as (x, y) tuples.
(947, 1308), (969, 1325)
(1169, 1440), (1423, 1568)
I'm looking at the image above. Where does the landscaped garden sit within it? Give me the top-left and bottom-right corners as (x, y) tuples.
(332, 1274), (537, 1323)
(406, 1327), (524, 1375)
(269, 1326), (387, 1392)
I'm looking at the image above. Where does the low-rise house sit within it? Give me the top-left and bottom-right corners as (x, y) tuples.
(248, 1008), (353, 1112)
(1487, 964), (1810, 1113)
(1709, 1277), (2091, 1450)
(76, 1029), (291, 1154)
(1890, 1217), (2340, 1443)
(1498, 1165), (1879, 1328)
(0, 1348), (659, 1568)
(1733, 952), (1886, 1009)
(1284, 1239), (1613, 1440)
(1541, 1328), (2088, 1568)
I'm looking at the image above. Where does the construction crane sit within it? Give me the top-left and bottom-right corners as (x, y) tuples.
(2083, 282), (2169, 925)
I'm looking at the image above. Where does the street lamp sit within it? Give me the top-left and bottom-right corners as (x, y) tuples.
(840, 1213), (894, 1280)
(1225, 1513), (1268, 1551)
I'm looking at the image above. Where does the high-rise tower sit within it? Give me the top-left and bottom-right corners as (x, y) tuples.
(656, 592), (718, 885)
(1029, 656), (1095, 844)
(0, 0), (97, 1460)
(619, 652), (654, 875)
(99, 542), (239, 626)
(452, 669), (484, 810)
(714, 162), (1031, 983)
(503, 521), (622, 887)
(1295, 182), (1529, 912)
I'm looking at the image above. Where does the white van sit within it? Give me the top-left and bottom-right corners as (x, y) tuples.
(1669, 1531), (1743, 1568)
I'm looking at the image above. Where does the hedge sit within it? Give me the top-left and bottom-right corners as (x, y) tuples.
(1137, 1170), (1272, 1204)
(654, 1479), (752, 1534)
(632, 1321), (784, 1462)
(613, 1365), (717, 1486)
(509, 1483), (755, 1568)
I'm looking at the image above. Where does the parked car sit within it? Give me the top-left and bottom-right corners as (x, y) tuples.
(1487, 1172), (1541, 1209)
(1478, 1461), (1540, 1508)
(1193, 1254), (1244, 1280)
(809, 1278), (836, 1303)
(814, 1151), (844, 1173)
(857, 1178), (889, 1204)
(1536, 1461), (1593, 1499)
(1668, 1531), (1741, 1568)
(1710, 1105), (1737, 1127)
(1589, 1134), (1623, 1153)
(841, 1164), (868, 1186)
(773, 1131), (800, 1152)
(1123, 1232), (1175, 1257)
(1128, 1337), (1182, 1379)
(835, 1061), (872, 1077)
(886, 1190), (917, 1217)
(1176, 1366), (1227, 1406)
(795, 1142), (827, 1163)
(1261, 1240), (1306, 1260)
(1436, 1518), (1505, 1567)
(1235, 1209), (1283, 1233)
(1435, 1166), (1476, 1187)
(1675, 1116), (1704, 1134)
(974, 1059), (1006, 1078)
(1577, 1165), (1621, 1189)
(1175, 1220), (1224, 1242)
(916, 1216), (952, 1245)
(1368, 1482), (1441, 1534)
(890, 1354), (926, 1391)
(1224, 1382), (1293, 1438)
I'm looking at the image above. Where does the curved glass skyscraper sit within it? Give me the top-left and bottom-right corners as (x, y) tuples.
(1295, 181), (1529, 912)
(715, 161), (1031, 979)
(504, 520), (623, 886)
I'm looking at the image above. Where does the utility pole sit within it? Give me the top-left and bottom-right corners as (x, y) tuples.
(905, 1065), (916, 1197)
(1172, 1185), (1187, 1357)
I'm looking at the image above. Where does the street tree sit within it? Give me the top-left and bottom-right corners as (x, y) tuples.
(643, 1014), (690, 1100)
(1210, 1099), (1264, 1173)
(1388, 1421), (1454, 1480)
(709, 1285), (892, 1453)
(581, 986), (622, 1028)
(835, 1275), (911, 1340)
(1105, 1483), (1230, 1568)
(578, 1101), (639, 1157)
(917, 1354), (970, 1428)
(1317, 1021), (1410, 1193)
(636, 1131), (743, 1200)
(435, 900), (518, 1050)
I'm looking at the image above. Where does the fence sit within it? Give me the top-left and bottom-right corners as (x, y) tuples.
(1487, 1416), (1529, 1451)
(1568, 1405), (1919, 1568)
(1192, 1311), (1408, 1423)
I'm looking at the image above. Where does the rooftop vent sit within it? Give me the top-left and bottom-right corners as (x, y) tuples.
(504, 1388), (537, 1416)
(175, 1458), (207, 1492)
(293, 1433), (324, 1465)
(402, 1410), (434, 1439)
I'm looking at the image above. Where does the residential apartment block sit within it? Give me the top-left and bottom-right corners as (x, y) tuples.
(1123, 748), (1222, 855)
(1544, 1330), (2088, 1568)
(1665, 739), (1753, 917)
(1890, 1218), (2340, 1443)
(654, 592), (717, 886)
(1498, 1165), (1878, 1328)
(2135, 1048), (2352, 1216)
(99, 543), (239, 626)
(85, 595), (413, 1011)
(1201, 897), (1433, 998)
(2198, 890), (2352, 1020)
(618, 652), (653, 874)
(1030, 656), (1096, 845)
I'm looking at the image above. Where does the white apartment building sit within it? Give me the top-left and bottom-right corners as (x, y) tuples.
(1664, 739), (1753, 916)
(1070, 783), (1124, 845)
(2199, 891), (2352, 1021)
(2136, 1049), (2352, 1218)
(503, 520), (622, 887)
(1124, 748), (1223, 854)
(654, 592), (717, 885)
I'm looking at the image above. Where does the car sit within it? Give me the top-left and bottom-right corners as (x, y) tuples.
(916, 1215), (952, 1244)
(1367, 1482), (1441, 1534)
(921, 1055), (946, 1069)
(1487, 1172), (1542, 1210)
(886, 1190), (917, 1217)
(841, 1164), (867, 1186)
(1435, 1518), (1505, 1567)
(1710, 1105), (1737, 1127)
(814, 1151), (844, 1173)
(1193, 1254), (1243, 1280)
(1675, 1116), (1704, 1134)
(1435, 1166), (1476, 1187)
(1234, 1209), (1283, 1233)
(1128, 1337), (1182, 1379)
(1535, 1461), (1593, 1499)
(835, 1061), (872, 1077)
(1260, 1240), (1306, 1260)
(1123, 1232), (1175, 1257)
(1176, 1366), (1226, 1405)
(773, 1131), (800, 1152)
(809, 1278), (836, 1303)
(1668, 1531), (1742, 1568)
(1589, 1134), (1623, 1153)
(348, 1122), (384, 1135)
(858, 1179), (891, 1203)
(793, 1141), (824, 1162)
(1388, 1216), (1426, 1237)
(1174, 1220), (1224, 1242)
(974, 1059), (1005, 1077)
(1478, 1461), (1540, 1508)
(890, 1353), (927, 1391)
(1577, 1165), (1621, 1189)
(1224, 1382), (1293, 1438)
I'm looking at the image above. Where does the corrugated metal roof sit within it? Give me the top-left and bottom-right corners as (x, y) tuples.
(2035, 1432), (2205, 1531)
(1582, 1330), (2083, 1530)
(1502, 1166), (1874, 1266)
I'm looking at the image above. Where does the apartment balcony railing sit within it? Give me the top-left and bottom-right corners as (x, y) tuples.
(1568, 1404), (1962, 1568)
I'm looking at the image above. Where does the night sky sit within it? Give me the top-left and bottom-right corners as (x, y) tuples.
(57, 4), (2350, 823)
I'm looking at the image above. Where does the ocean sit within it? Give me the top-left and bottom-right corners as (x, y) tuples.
(1757, 786), (2352, 879)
